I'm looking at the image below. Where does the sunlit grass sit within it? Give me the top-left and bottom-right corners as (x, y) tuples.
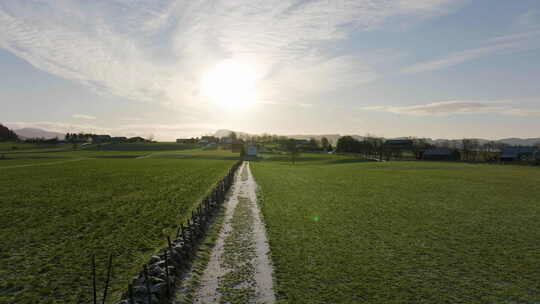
(0, 149), (238, 303)
(252, 157), (540, 303)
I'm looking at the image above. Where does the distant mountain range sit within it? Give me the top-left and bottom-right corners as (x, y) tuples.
(8, 127), (539, 146)
(213, 129), (540, 147)
(14, 128), (65, 140)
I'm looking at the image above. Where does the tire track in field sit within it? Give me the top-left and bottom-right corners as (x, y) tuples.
(191, 161), (276, 304)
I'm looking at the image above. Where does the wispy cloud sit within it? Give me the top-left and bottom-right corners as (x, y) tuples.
(365, 100), (540, 117)
(399, 30), (540, 74)
(0, 0), (461, 108)
(72, 114), (96, 120)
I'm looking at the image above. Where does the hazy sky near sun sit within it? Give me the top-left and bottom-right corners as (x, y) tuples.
(1, 0), (540, 140)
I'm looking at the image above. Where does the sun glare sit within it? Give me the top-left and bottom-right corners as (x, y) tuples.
(200, 59), (257, 108)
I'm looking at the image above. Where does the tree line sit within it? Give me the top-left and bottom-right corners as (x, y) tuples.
(0, 124), (19, 142)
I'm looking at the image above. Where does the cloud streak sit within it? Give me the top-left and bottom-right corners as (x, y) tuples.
(72, 114), (96, 120)
(0, 0), (461, 109)
(365, 100), (540, 117)
(400, 30), (540, 74)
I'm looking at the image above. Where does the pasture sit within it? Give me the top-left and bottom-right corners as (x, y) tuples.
(0, 145), (238, 303)
(252, 156), (540, 303)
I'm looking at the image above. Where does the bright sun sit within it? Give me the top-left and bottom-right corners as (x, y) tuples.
(200, 59), (257, 108)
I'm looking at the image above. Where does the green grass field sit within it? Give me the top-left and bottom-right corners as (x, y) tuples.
(252, 156), (540, 304)
(85, 142), (199, 151)
(0, 146), (238, 304)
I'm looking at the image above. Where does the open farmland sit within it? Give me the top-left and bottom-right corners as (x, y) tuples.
(0, 146), (238, 303)
(252, 156), (540, 303)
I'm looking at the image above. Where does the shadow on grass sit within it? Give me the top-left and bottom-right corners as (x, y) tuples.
(87, 143), (199, 152)
(152, 154), (241, 161)
(1, 149), (71, 155)
(92, 155), (141, 159)
(1, 155), (68, 160)
(328, 158), (377, 165)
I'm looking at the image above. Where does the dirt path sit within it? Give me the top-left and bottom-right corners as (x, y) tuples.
(190, 161), (276, 304)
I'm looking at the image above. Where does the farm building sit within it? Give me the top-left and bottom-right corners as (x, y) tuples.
(384, 139), (414, 147)
(500, 147), (539, 161)
(246, 144), (258, 157)
(421, 149), (460, 161)
(111, 136), (127, 143)
(200, 136), (218, 145)
(221, 137), (233, 144)
(91, 135), (112, 143)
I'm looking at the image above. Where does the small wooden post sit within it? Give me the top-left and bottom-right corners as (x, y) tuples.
(128, 283), (134, 304)
(92, 254), (97, 304)
(144, 265), (152, 304)
(102, 253), (113, 304)
(164, 251), (171, 299)
(181, 224), (186, 241)
(167, 236), (173, 250)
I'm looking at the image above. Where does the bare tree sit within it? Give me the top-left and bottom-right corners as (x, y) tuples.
(286, 139), (299, 165)
(230, 131), (238, 141)
(462, 139), (474, 161)
(321, 137), (331, 151)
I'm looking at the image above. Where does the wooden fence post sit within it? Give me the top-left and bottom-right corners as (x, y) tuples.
(102, 253), (113, 304)
(92, 254), (97, 304)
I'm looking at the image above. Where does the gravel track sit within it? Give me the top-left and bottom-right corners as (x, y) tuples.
(191, 161), (276, 304)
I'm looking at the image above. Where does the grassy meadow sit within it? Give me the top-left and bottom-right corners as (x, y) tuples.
(252, 155), (540, 304)
(0, 144), (238, 303)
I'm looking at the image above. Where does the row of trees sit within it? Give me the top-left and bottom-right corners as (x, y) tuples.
(222, 131), (335, 151)
(335, 136), (435, 160)
(24, 137), (60, 144)
(0, 124), (19, 142)
(65, 133), (99, 143)
(334, 136), (540, 162)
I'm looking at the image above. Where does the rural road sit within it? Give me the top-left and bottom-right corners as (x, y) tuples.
(192, 161), (276, 304)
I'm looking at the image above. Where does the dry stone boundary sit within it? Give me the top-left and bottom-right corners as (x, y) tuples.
(112, 160), (242, 304)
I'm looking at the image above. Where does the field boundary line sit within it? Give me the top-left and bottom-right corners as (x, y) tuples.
(0, 157), (86, 169)
(111, 160), (243, 304)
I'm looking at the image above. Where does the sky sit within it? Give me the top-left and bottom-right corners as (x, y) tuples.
(1, 0), (540, 140)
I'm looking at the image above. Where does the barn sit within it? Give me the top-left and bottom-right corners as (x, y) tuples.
(422, 149), (460, 161)
(500, 147), (539, 161)
(246, 144), (258, 157)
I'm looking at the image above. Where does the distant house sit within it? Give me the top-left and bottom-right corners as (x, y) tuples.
(221, 137), (233, 144)
(422, 149), (460, 161)
(91, 135), (112, 143)
(111, 137), (127, 143)
(246, 144), (258, 157)
(176, 138), (190, 143)
(200, 136), (218, 145)
(500, 147), (539, 161)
